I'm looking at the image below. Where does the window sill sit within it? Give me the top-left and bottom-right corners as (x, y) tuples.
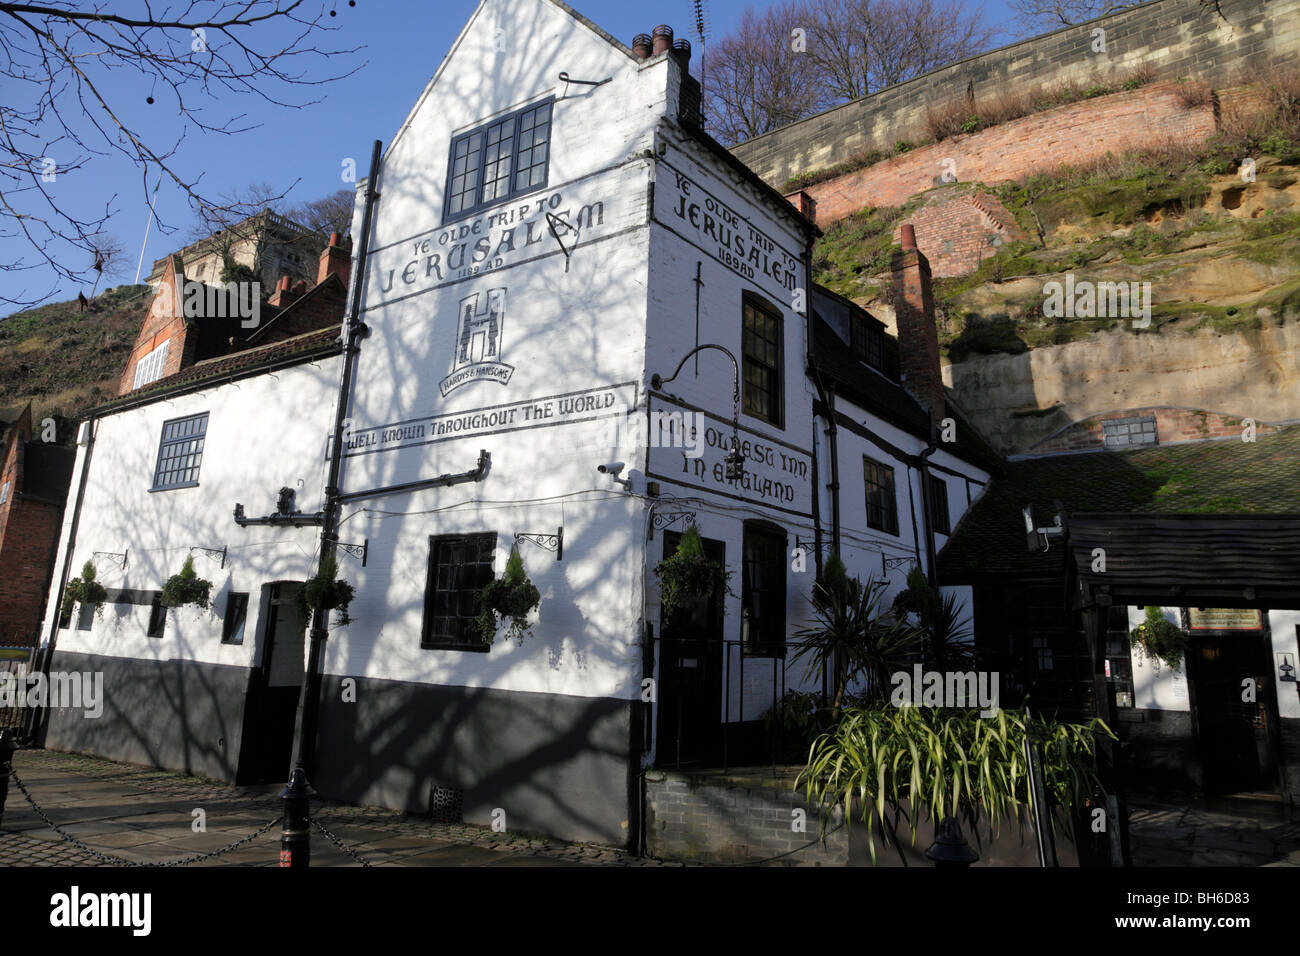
(150, 481), (200, 493)
(421, 642), (491, 654)
(441, 183), (548, 227)
(742, 645), (787, 660)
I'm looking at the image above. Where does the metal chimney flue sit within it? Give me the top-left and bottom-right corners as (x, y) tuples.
(652, 24), (674, 56)
(633, 33), (652, 59)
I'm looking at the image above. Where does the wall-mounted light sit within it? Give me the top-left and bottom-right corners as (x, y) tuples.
(651, 343), (745, 481)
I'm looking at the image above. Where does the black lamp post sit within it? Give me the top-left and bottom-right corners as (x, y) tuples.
(651, 344), (746, 481)
(925, 816), (979, 867)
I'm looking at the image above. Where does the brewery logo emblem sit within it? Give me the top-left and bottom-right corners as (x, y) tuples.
(439, 287), (514, 396)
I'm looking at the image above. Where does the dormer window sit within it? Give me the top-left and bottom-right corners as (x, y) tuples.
(851, 313), (884, 371)
(133, 340), (170, 389)
(443, 98), (554, 223)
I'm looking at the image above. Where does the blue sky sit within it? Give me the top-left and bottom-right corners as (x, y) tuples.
(1, 0), (1019, 308)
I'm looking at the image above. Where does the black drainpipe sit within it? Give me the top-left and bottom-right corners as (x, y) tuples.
(917, 412), (940, 585)
(803, 239), (825, 578)
(291, 139), (383, 778)
(29, 416), (96, 745)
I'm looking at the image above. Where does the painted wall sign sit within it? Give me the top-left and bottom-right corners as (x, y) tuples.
(368, 183), (610, 305)
(644, 396), (812, 517)
(655, 162), (800, 304)
(1188, 608), (1263, 630)
(441, 287), (512, 396)
(342, 382), (637, 458)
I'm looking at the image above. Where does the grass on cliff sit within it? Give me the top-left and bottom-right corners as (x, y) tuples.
(0, 285), (151, 441)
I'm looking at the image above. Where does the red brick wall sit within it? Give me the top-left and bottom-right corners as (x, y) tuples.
(0, 494), (63, 645)
(1030, 407), (1277, 454)
(889, 188), (1028, 278)
(803, 83), (1217, 226)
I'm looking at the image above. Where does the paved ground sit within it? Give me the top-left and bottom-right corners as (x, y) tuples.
(1, 748), (673, 867)
(1128, 799), (1300, 867)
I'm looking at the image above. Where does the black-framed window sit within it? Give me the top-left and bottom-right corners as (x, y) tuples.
(147, 593), (166, 638)
(222, 592), (249, 645)
(1101, 415), (1157, 449)
(76, 600), (95, 631)
(152, 412), (208, 491)
(444, 98), (553, 223)
(742, 294), (783, 426)
(851, 313), (885, 371)
(928, 474), (951, 535)
(742, 522), (786, 658)
(421, 533), (497, 651)
(864, 457), (899, 535)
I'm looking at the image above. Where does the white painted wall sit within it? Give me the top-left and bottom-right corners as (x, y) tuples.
(1269, 609), (1300, 720)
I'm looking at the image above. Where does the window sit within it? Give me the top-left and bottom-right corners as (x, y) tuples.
(1101, 416), (1157, 449)
(222, 592), (249, 645)
(421, 534), (497, 650)
(76, 600), (95, 632)
(742, 295), (783, 426)
(742, 522), (786, 657)
(152, 412), (208, 490)
(0, 480), (9, 504)
(928, 474), (951, 535)
(444, 99), (553, 222)
(133, 340), (171, 389)
(864, 457), (899, 535)
(147, 593), (166, 638)
(850, 314), (884, 371)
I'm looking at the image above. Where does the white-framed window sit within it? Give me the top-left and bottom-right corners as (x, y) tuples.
(132, 339), (171, 389)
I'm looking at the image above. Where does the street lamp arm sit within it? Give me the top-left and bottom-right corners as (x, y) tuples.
(650, 343), (741, 420)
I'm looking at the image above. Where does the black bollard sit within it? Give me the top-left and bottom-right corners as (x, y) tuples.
(0, 729), (15, 827)
(925, 816), (979, 867)
(279, 764), (315, 868)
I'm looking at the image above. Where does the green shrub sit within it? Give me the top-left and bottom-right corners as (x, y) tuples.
(160, 555), (214, 609)
(476, 546), (541, 646)
(1129, 605), (1187, 670)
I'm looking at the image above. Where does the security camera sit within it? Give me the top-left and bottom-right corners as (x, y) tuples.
(597, 461), (625, 477)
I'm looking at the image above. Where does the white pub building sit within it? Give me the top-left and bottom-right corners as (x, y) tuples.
(38, 0), (993, 848)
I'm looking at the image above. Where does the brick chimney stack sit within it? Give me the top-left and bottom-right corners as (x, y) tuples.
(317, 232), (351, 286)
(268, 274), (299, 308)
(892, 223), (945, 421)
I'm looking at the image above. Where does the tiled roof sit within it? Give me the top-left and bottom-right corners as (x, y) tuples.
(92, 325), (341, 415)
(938, 424), (1300, 581)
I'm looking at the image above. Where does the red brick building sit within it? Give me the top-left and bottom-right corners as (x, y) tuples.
(0, 404), (75, 646)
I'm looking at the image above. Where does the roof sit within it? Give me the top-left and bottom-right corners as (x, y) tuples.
(939, 423), (1300, 581)
(88, 325), (342, 418)
(20, 441), (75, 504)
(809, 314), (1003, 474)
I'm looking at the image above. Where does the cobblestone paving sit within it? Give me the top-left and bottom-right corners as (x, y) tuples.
(1129, 801), (1300, 867)
(1, 748), (676, 867)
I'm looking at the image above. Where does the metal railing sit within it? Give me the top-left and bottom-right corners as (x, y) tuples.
(0, 647), (35, 735)
(648, 636), (829, 770)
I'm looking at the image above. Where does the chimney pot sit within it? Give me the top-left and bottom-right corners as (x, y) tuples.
(652, 24), (673, 56)
(633, 33), (652, 59)
(329, 231), (341, 247)
(672, 38), (691, 72)
(901, 224), (917, 250)
(278, 275), (292, 291)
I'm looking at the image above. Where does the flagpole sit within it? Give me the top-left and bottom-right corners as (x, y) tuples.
(134, 175), (162, 285)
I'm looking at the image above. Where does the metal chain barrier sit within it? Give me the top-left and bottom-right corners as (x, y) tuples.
(307, 813), (373, 867)
(7, 767), (282, 867)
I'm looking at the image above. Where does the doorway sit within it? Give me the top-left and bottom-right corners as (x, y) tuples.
(236, 582), (306, 784)
(656, 531), (726, 768)
(1186, 630), (1279, 795)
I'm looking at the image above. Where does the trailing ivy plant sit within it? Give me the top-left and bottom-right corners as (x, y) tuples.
(475, 546), (541, 646)
(653, 525), (732, 618)
(300, 553), (355, 627)
(799, 704), (1115, 863)
(160, 555), (214, 609)
(1130, 605), (1188, 670)
(61, 560), (108, 619)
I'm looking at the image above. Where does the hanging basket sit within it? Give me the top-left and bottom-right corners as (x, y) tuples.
(475, 546), (541, 646)
(160, 554), (214, 609)
(1130, 606), (1188, 670)
(653, 525), (732, 618)
(61, 560), (108, 619)
(300, 554), (355, 626)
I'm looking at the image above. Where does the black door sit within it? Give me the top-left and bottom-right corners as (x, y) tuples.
(1187, 631), (1278, 794)
(656, 532), (726, 767)
(236, 582), (306, 784)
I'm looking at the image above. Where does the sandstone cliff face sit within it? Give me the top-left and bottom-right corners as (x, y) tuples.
(943, 319), (1300, 453)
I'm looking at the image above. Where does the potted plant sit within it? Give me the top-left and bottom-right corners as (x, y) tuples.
(653, 525), (732, 618)
(61, 560), (108, 619)
(476, 546), (541, 646)
(160, 554), (214, 609)
(1130, 605), (1188, 670)
(301, 553), (355, 627)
